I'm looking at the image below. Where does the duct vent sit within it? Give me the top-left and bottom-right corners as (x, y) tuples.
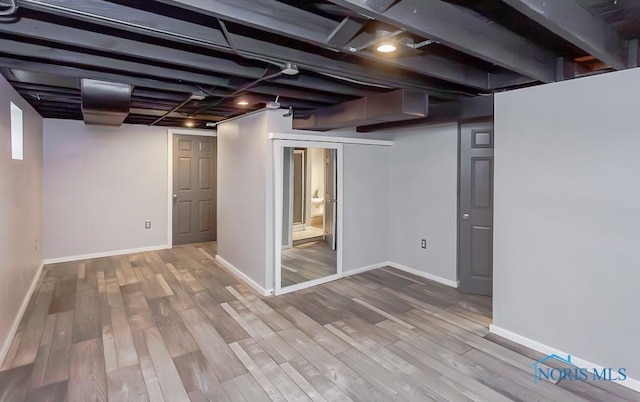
(81, 79), (131, 126)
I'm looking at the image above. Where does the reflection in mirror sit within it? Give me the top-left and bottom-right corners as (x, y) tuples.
(281, 147), (337, 288)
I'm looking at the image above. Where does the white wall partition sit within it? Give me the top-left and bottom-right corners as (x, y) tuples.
(493, 67), (640, 387)
(216, 111), (273, 294)
(0, 74), (43, 364)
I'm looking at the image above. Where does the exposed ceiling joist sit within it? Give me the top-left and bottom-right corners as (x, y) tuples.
(326, 17), (364, 48)
(0, 17), (372, 99)
(156, 0), (337, 44)
(2, 0), (637, 130)
(502, 0), (627, 70)
(16, 0), (467, 98)
(147, 0), (496, 90)
(0, 56), (340, 107)
(329, 0), (558, 83)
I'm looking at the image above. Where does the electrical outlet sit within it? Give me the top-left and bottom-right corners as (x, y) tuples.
(421, 239), (427, 249)
(35, 239), (38, 251)
(145, 221), (151, 229)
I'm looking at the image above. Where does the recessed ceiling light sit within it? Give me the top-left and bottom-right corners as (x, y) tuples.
(237, 100), (249, 106)
(184, 120), (195, 127)
(376, 43), (397, 53)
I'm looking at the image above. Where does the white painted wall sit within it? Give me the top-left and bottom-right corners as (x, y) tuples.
(0, 75), (43, 362)
(494, 68), (640, 378)
(43, 120), (169, 260)
(342, 143), (389, 272)
(217, 111), (269, 288)
(388, 123), (459, 283)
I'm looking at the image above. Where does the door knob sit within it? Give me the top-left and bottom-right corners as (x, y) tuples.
(173, 194), (178, 201)
(462, 213), (470, 221)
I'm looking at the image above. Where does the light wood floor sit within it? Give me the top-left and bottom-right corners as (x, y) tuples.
(292, 227), (324, 242)
(282, 241), (337, 287)
(1, 242), (638, 401)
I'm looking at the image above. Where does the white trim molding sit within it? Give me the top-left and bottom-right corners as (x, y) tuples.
(215, 255), (273, 297)
(269, 132), (393, 146)
(490, 325), (640, 393)
(388, 262), (459, 288)
(275, 274), (341, 296)
(342, 262), (390, 277)
(43, 244), (170, 265)
(0, 262), (45, 366)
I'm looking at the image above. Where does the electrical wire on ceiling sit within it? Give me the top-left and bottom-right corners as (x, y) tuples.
(150, 95), (198, 126)
(192, 66), (283, 115)
(218, 19), (286, 69)
(319, 72), (394, 89)
(0, 0), (17, 16)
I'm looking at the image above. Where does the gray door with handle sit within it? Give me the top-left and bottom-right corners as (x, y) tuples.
(173, 135), (217, 245)
(459, 123), (494, 295)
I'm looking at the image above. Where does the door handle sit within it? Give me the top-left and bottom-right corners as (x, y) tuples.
(462, 213), (470, 221)
(173, 194), (178, 202)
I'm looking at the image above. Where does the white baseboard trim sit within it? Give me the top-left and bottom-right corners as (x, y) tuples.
(342, 261), (390, 277)
(0, 262), (45, 367)
(388, 261), (458, 288)
(490, 325), (640, 393)
(215, 255), (272, 296)
(43, 244), (171, 265)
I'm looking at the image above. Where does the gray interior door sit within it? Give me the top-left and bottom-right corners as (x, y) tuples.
(173, 135), (217, 245)
(324, 149), (337, 251)
(459, 123), (494, 295)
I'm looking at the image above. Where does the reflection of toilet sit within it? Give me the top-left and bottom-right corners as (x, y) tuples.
(311, 197), (324, 216)
(311, 195), (324, 227)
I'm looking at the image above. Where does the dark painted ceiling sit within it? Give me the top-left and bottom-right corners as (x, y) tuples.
(0, 0), (638, 130)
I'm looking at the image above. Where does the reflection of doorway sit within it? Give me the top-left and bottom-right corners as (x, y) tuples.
(291, 148), (326, 246)
(292, 149), (306, 232)
(172, 134), (217, 245)
(274, 141), (343, 295)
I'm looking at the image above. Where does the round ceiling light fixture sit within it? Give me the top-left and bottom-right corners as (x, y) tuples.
(376, 43), (398, 53)
(184, 120), (195, 127)
(237, 100), (249, 106)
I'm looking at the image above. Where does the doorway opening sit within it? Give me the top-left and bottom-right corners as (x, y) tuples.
(274, 141), (343, 295)
(289, 148), (326, 247)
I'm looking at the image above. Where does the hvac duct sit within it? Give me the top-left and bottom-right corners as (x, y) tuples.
(81, 79), (131, 126)
(293, 89), (428, 130)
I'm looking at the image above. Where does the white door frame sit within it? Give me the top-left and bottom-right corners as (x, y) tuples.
(292, 149), (306, 231)
(167, 128), (217, 248)
(273, 139), (343, 295)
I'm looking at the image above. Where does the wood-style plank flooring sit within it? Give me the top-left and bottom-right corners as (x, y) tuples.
(281, 241), (336, 287)
(1, 242), (638, 401)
